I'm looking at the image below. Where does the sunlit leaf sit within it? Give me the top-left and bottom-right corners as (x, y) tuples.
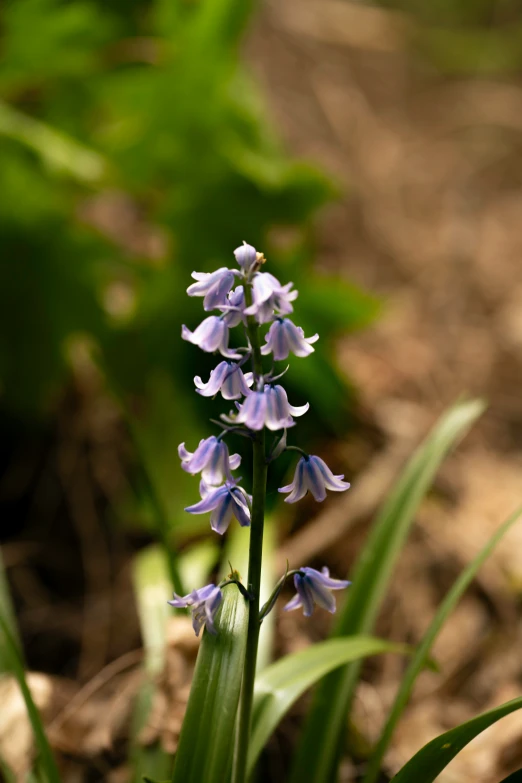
(171, 584), (248, 783)
(249, 637), (409, 775)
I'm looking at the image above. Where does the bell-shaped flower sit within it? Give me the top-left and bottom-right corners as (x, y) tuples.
(261, 318), (319, 361)
(178, 436), (240, 484)
(279, 455), (350, 503)
(168, 583), (223, 636)
(182, 316), (241, 359)
(244, 272), (298, 324)
(284, 567), (350, 617)
(185, 480), (251, 534)
(187, 267), (236, 310)
(220, 285), (246, 328)
(234, 242), (258, 272)
(234, 384), (309, 431)
(194, 361), (253, 400)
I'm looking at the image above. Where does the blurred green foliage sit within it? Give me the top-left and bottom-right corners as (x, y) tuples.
(0, 0), (379, 533)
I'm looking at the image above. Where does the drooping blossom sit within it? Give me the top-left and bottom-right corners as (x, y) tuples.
(261, 318), (319, 361)
(182, 316), (241, 359)
(187, 268), (236, 310)
(185, 480), (251, 534)
(244, 272), (298, 324)
(179, 436), (240, 484)
(220, 286), (246, 328)
(168, 583), (223, 636)
(284, 567), (350, 617)
(194, 361), (253, 400)
(233, 384), (309, 431)
(234, 242), (258, 272)
(279, 454), (350, 503)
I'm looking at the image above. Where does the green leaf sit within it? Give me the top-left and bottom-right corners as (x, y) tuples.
(171, 584), (248, 783)
(290, 398), (485, 783)
(248, 637), (409, 776)
(390, 697), (522, 783)
(0, 615), (61, 783)
(363, 506), (522, 783)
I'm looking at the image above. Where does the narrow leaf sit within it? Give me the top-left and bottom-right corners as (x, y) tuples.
(0, 548), (21, 671)
(248, 637), (409, 775)
(0, 615), (61, 783)
(171, 584), (248, 783)
(291, 398), (485, 783)
(390, 697), (522, 783)
(363, 506), (522, 783)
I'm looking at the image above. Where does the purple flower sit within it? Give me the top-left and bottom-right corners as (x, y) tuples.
(185, 481), (251, 534)
(279, 455), (350, 503)
(284, 567), (350, 617)
(234, 384), (309, 431)
(182, 316), (241, 359)
(194, 361), (253, 400)
(244, 272), (298, 324)
(261, 318), (319, 361)
(187, 268), (236, 310)
(178, 436), (241, 484)
(168, 583), (223, 636)
(234, 242), (258, 272)
(220, 285), (246, 328)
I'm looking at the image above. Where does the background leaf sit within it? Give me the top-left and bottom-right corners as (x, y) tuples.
(290, 398), (485, 783)
(362, 506), (522, 783)
(390, 697), (522, 783)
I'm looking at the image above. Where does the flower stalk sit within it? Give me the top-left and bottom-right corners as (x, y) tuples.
(170, 241), (351, 782)
(231, 284), (268, 783)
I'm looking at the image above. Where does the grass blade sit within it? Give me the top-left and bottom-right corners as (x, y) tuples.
(363, 506), (522, 783)
(249, 637), (409, 776)
(390, 697), (522, 782)
(290, 398), (485, 783)
(0, 615), (61, 783)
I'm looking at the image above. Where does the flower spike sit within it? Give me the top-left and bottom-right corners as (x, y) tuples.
(185, 480), (252, 534)
(187, 268), (236, 310)
(194, 361), (253, 400)
(284, 567), (350, 617)
(279, 454), (350, 503)
(178, 436), (241, 484)
(168, 583), (223, 636)
(261, 318), (319, 361)
(233, 384), (309, 431)
(182, 316), (241, 359)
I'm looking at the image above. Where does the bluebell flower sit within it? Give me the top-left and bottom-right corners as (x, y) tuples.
(234, 384), (309, 431)
(220, 285), (246, 328)
(261, 318), (319, 361)
(185, 480), (251, 534)
(187, 268), (236, 311)
(194, 361), (253, 400)
(168, 583), (223, 636)
(179, 436), (241, 484)
(234, 242), (258, 272)
(244, 272), (298, 324)
(182, 316), (241, 359)
(284, 567), (350, 617)
(279, 455), (350, 503)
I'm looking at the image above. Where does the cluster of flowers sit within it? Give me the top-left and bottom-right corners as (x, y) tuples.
(169, 243), (350, 635)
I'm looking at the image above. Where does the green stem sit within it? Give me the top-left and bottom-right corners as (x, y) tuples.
(231, 291), (268, 783)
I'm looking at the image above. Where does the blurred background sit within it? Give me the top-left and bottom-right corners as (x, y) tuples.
(1, 0), (522, 781)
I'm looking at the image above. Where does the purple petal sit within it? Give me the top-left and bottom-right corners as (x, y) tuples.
(311, 456), (351, 492)
(210, 494), (234, 534)
(185, 485), (227, 514)
(303, 459), (327, 502)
